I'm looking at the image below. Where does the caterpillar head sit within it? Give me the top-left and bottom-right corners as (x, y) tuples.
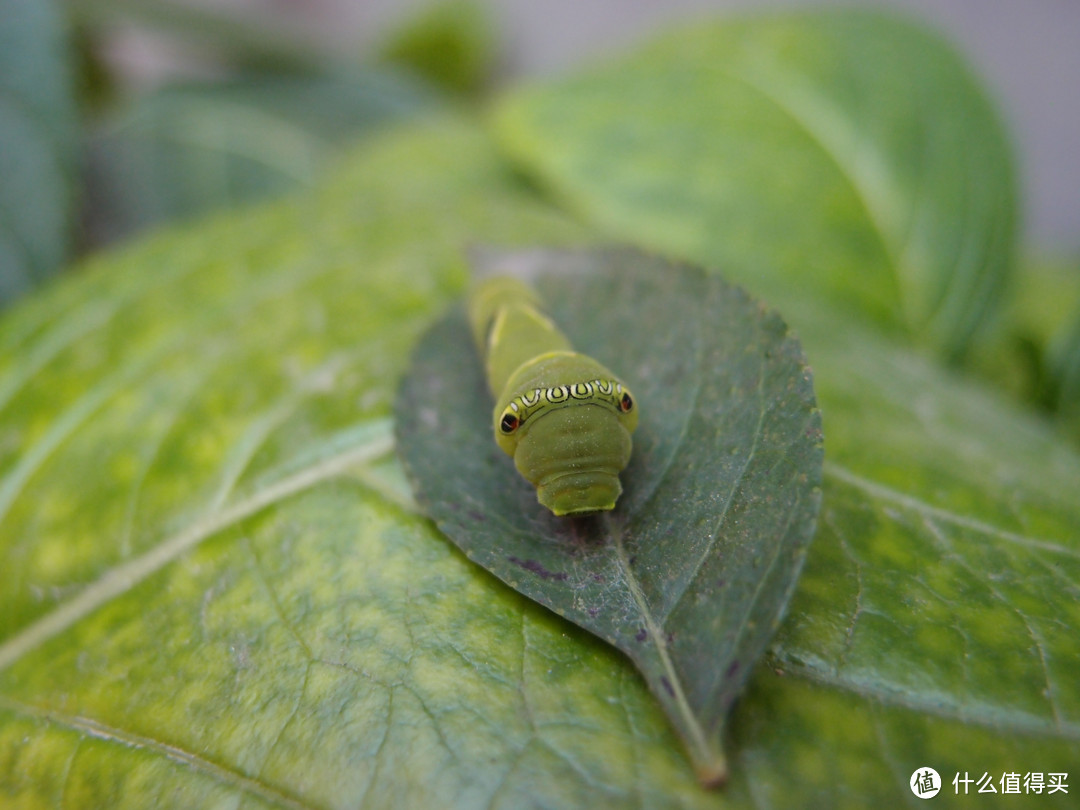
(493, 354), (637, 516)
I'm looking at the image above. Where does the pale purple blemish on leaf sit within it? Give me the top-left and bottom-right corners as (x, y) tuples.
(508, 556), (568, 581)
(660, 676), (675, 698)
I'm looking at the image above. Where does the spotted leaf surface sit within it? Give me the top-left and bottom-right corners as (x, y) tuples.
(1, 8), (1079, 808)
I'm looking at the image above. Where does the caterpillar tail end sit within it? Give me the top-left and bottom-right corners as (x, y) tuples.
(537, 472), (622, 517)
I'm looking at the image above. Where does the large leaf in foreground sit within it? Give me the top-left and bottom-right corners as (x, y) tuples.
(7, 121), (731, 809)
(494, 9), (1016, 359)
(0, 115), (1078, 807)
(396, 247), (823, 784)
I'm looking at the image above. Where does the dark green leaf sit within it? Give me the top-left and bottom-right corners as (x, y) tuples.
(0, 0), (78, 304)
(494, 9), (1016, 361)
(84, 69), (443, 246)
(395, 247), (823, 783)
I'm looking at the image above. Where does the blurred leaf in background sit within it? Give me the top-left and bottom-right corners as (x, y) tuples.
(379, 0), (498, 98)
(2, 4), (1080, 807)
(67, 0), (343, 75)
(495, 11), (1017, 365)
(969, 253), (1080, 433)
(0, 0), (78, 306)
(69, 0), (478, 248)
(82, 69), (445, 246)
(1047, 288), (1080, 440)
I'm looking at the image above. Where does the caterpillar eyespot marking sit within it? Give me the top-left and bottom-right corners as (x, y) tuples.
(496, 378), (633, 434)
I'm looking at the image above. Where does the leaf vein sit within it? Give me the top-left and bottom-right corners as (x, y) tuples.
(721, 486), (802, 691)
(244, 536), (314, 661)
(768, 658), (1080, 739)
(921, 515), (1066, 734)
(0, 696), (317, 810)
(259, 661), (313, 779)
(833, 514), (867, 675)
(625, 279), (707, 514)
(727, 64), (907, 313)
(0, 429), (394, 672)
(825, 462), (1080, 559)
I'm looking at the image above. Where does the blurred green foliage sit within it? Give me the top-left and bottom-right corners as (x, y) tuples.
(47, 0), (1080, 435)
(380, 0), (497, 97)
(65, 0), (477, 249)
(83, 70), (443, 244)
(0, 0), (78, 304)
(1, 4), (1079, 804)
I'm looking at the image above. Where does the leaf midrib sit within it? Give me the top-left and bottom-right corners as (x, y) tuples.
(606, 516), (721, 782)
(724, 62), (910, 323)
(0, 248), (372, 537)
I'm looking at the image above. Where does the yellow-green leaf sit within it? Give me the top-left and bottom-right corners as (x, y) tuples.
(2, 10), (1078, 804)
(494, 10), (1016, 361)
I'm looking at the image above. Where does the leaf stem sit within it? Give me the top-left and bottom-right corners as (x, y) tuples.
(606, 515), (728, 787)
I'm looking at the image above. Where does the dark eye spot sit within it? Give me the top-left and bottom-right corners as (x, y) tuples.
(500, 413), (520, 433)
(620, 393), (634, 412)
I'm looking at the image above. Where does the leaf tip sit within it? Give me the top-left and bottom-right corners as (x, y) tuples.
(694, 754), (729, 789)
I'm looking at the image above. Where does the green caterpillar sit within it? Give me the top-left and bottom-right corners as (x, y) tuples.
(468, 276), (638, 516)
